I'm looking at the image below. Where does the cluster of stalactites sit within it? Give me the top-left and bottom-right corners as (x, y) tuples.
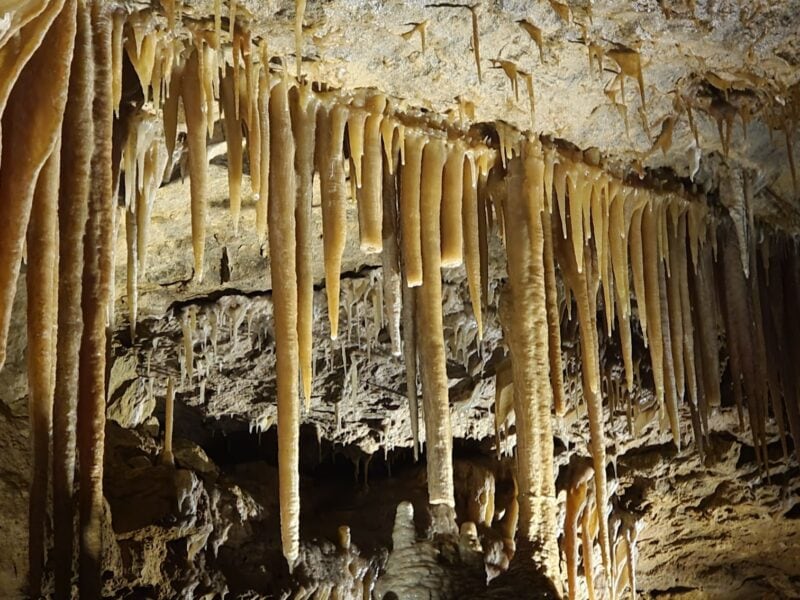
(561, 460), (641, 600)
(4, 1), (799, 594)
(0, 0), (115, 598)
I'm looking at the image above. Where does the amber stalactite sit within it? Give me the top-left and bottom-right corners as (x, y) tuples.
(268, 74), (301, 567)
(416, 138), (455, 508)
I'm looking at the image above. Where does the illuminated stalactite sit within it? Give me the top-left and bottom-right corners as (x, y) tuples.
(503, 145), (560, 585)
(181, 46), (208, 282)
(268, 73), (300, 567)
(26, 143), (61, 599)
(416, 138), (454, 508)
(317, 102), (348, 339)
(555, 191), (612, 580)
(76, 3), (113, 594)
(0, 0), (72, 370)
(220, 64), (244, 233)
(53, 3), (93, 597)
(290, 84), (317, 406)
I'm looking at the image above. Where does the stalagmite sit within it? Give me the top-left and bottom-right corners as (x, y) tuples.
(441, 141), (465, 267)
(161, 377), (175, 466)
(290, 83), (317, 405)
(181, 46), (208, 282)
(317, 102), (348, 338)
(77, 4), (114, 593)
(26, 142), (60, 599)
(462, 152), (483, 339)
(221, 64), (244, 233)
(0, 0), (73, 370)
(416, 137), (454, 508)
(641, 204), (665, 407)
(52, 3), (92, 597)
(269, 74), (300, 567)
(400, 133), (427, 287)
(359, 94), (386, 253)
(503, 147), (559, 585)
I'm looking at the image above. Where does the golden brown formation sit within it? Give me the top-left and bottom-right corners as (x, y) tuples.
(1, 1), (800, 598)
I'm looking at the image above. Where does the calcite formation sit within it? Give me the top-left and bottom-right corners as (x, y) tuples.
(0, 0), (798, 598)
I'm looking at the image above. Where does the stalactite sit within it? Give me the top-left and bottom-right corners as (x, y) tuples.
(566, 165), (588, 273)
(246, 61), (262, 197)
(658, 236), (681, 447)
(77, 4), (113, 592)
(564, 463), (592, 600)
(181, 309), (194, 381)
(381, 150), (403, 357)
(759, 259), (788, 458)
(256, 47), (270, 241)
(111, 9), (123, 115)
(542, 207), (566, 416)
(163, 58), (184, 174)
(402, 269), (420, 460)
(348, 102), (367, 190)
(463, 4), (481, 83)
(628, 195), (648, 346)
(441, 141), (465, 267)
(269, 74), (300, 567)
(641, 203), (665, 409)
(477, 152), (492, 316)
(221, 64), (244, 233)
(721, 231), (765, 468)
(676, 213), (700, 430)
(461, 152), (483, 340)
(181, 46), (208, 282)
(609, 184), (634, 391)
(503, 146), (559, 586)
(161, 377), (175, 466)
(26, 141), (61, 599)
(666, 210), (686, 403)
(778, 254), (800, 460)
(691, 233), (721, 410)
(290, 83), (317, 406)
(359, 94), (386, 253)
(580, 496), (598, 600)
(416, 138), (454, 507)
(52, 3), (92, 596)
(317, 102), (348, 338)
(126, 203), (138, 339)
(295, 0), (306, 77)
(400, 132), (427, 287)
(0, 0), (73, 370)
(555, 199), (612, 581)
